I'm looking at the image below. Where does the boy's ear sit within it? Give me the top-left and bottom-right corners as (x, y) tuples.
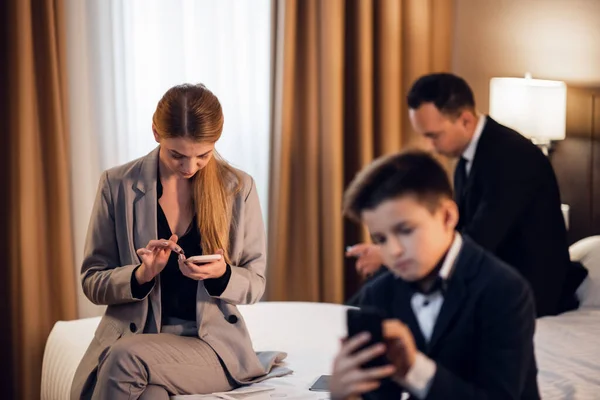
(442, 198), (459, 231)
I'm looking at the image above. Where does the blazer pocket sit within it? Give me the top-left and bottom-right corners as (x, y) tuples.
(94, 321), (123, 346)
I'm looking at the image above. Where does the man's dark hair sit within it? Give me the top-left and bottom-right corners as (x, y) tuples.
(343, 150), (453, 222)
(407, 73), (476, 117)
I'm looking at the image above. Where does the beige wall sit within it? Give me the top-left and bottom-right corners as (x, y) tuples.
(453, 0), (600, 113)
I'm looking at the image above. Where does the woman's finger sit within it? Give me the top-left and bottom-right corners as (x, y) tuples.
(146, 239), (183, 254)
(179, 267), (190, 278)
(146, 239), (169, 249)
(184, 261), (213, 273)
(136, 248), (152, 257)
(187, 271), (209, 281)
(179, 258), (192, 274)
(179, 261), (209, 280)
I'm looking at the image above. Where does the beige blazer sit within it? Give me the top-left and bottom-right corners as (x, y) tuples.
(71, 147), (286, 399)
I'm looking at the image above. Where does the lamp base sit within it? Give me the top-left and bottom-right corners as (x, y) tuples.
(531, 138), (551, 156)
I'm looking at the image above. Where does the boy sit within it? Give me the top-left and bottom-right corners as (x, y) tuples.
(331, 151), (539, 399)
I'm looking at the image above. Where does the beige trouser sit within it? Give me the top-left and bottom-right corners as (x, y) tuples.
(90, 332), (236, 400)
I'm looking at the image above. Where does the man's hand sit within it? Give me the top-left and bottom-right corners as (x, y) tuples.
(330, 332), (396, 400)
(346, 243), (384, 278)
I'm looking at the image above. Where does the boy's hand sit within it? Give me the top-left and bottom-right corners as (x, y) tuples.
(330, 332), (396, 400)
(346, 243), (383, 278)
(383, 320), (417, 379)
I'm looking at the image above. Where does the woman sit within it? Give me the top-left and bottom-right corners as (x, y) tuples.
(71, 84), (287, 400)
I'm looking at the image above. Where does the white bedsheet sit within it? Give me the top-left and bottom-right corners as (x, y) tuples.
(535, 308), (600, 399)
(42, 302), (600, 400)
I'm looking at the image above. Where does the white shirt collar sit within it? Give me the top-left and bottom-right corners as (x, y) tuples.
(439, 232), (463, 280)
(461, 114), (486, 164)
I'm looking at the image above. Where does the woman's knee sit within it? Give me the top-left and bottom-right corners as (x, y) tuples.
(138, 384), (169, 400)
(99, 335), (147, 374)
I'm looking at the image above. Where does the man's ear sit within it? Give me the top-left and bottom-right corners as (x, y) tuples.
(459, 109), (477, 129)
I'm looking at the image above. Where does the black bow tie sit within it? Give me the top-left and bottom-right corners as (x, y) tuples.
(406, 250), (450, 295)
(408, 275), (447, 295)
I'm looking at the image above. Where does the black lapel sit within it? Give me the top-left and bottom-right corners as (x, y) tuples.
(427, 276), (467, 353)
(465, 116), (502, 193)
(428, 239), (479, 353)
(461, 119), (489, 199)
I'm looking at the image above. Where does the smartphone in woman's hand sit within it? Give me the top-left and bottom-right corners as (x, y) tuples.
(186, 254), (222, 265)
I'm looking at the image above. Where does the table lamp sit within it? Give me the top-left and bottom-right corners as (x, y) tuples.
(489, 73), (566, 155)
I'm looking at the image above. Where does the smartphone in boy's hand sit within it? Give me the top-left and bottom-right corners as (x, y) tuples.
(346, 307), (389, 369)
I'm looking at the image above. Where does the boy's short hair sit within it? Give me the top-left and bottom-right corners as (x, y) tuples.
(343, 150), (453, 222)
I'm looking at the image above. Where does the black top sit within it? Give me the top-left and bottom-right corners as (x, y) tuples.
(131, 176), (231, 323)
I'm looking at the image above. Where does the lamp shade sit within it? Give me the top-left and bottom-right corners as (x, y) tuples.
(489, 76), (566, 142)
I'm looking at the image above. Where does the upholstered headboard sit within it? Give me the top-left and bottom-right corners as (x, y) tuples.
(551, 85), (600, 245)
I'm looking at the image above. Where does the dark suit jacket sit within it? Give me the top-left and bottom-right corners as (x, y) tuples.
(456, 117), (571, 317)
(360, 236), (540, 400)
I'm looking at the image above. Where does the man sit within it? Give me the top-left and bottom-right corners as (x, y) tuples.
(348, 73), (575, 317)
(333, 150), (539, 399)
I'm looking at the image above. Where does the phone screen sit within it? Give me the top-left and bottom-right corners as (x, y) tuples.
(309, 375), (331, 391)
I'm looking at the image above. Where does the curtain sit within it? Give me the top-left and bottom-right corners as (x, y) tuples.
(1, 0), (78, 398)
(267, 0), (454, 303)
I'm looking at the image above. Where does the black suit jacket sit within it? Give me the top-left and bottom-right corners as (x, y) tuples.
(360, 236), (540, 400)
(456, 117), (571, 317)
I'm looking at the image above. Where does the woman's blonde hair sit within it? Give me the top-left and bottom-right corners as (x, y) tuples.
(152, 84), (242, 263)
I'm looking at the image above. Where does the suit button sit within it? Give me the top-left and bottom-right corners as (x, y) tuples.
(227, 315), (238, 324)
(130, 322), (137, 332)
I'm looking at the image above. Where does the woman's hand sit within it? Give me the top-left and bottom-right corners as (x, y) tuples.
(135, 234), (181, 284)
(179, 249), (227, 280)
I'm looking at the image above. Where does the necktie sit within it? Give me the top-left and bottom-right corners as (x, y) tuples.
(454, 156), (468, 202)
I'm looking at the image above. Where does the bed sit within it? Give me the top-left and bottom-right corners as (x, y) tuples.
(41, 236), (600, 399)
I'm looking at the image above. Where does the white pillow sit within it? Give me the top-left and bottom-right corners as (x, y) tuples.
(570, 236), (600, 308)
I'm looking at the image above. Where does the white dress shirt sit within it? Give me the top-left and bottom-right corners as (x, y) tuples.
(461, 115), (487, 176)
(395, 233), (464, 399)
